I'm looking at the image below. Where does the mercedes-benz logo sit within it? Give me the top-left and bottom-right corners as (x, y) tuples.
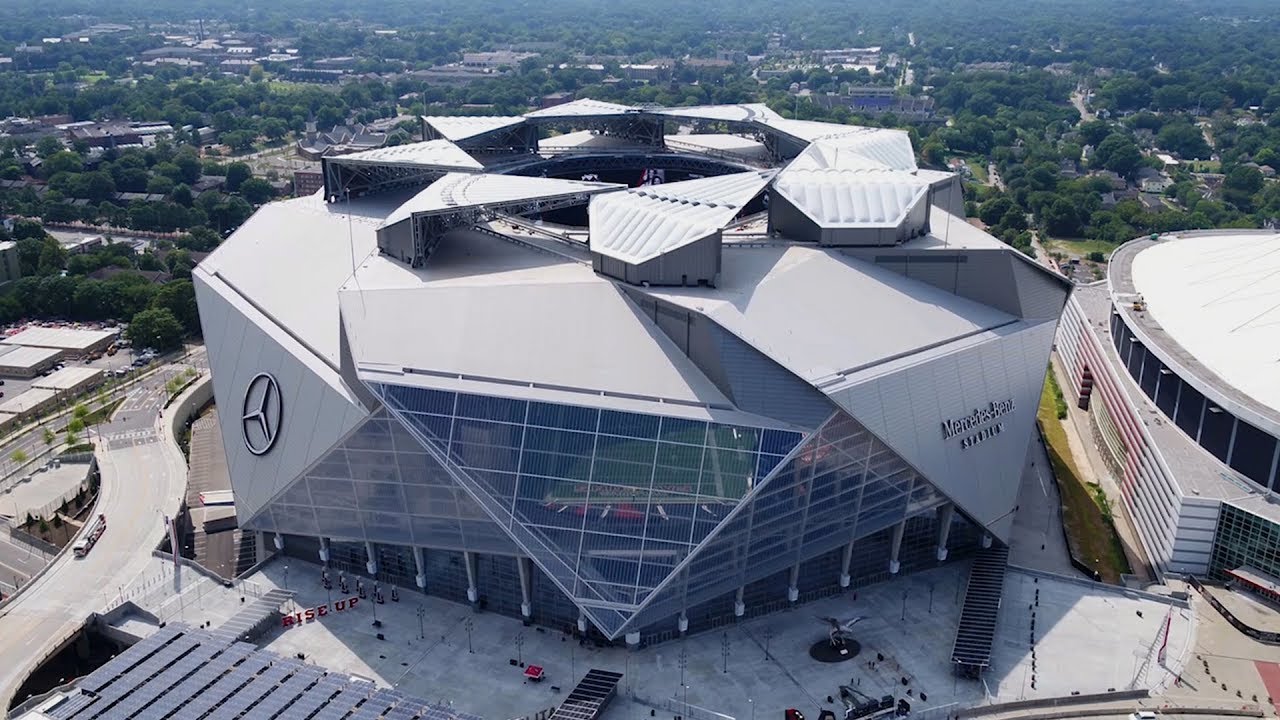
(242, 372), (282, 456)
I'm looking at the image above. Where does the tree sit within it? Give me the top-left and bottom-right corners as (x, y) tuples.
(250, 64), (266, 83)
(1095, 134), (1142, 178)
(42, 427), (55, 446)
(1043, 198), (1083, 237)
(151, 280), (200, 334)
(41, 151), (83, 178)
(978, 196), (1015, 226)
(238, 177), (274, 204)
(10, 449), (27, 465)
(37, 242), (67, 276)
(126, 307), (185, 351)
(225, 162), (252, 192)
(35, 135), (64, 158)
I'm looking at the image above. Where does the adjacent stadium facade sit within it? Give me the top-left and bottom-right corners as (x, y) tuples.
(195, 100), (1070, 644)
(1054, 230), (1280, 585)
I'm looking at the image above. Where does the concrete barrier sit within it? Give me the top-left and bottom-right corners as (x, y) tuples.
(959, 689), (1148, 718)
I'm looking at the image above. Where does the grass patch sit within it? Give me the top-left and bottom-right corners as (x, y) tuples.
(1186, 159), (1221, 173)
(1037, 372), (1131, 583)
(81, 398), (123, 427)
(1045, 237), (1118, 259)
(964, 158), (989, 183)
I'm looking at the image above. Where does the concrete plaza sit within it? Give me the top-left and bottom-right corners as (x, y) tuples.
(224, 556), (1194, 720)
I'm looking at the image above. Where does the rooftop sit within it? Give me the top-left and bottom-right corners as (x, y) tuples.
(1120, 232), (1280, 434)
(0, 345), (61, 371)
(1, 325), (117, 351)
(32, 366), (103, 391)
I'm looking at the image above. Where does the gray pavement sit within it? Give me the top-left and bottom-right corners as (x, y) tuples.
(237, 556), (1196, 720)
(1006, 436), (1076, 576)
(0, 359), (201, 709)
(0, 529), (48, 596)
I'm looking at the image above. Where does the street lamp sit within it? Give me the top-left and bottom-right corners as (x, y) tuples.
(900, 589), (907, 622)
(515, 632), (525, 665)
(721, 632), (729, 673)
(416, 605), (426, 640)
(763, 626), (774, 661)
(749, 699), (755, 720)
(283, 564), (289, 591)
(464, 617), (474, 653)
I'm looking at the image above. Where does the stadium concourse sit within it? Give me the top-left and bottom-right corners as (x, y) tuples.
(193, 98), (1073, 649)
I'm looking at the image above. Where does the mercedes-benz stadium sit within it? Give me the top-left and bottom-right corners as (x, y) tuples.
(1055, 230), (1280, 594)
(194, 99), (1070, 646)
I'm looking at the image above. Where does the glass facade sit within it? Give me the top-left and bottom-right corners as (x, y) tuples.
(1208, 502), (1280, 581)
(249, 382), (959, 640)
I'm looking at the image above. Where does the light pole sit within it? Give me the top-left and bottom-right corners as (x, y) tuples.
(721, 632), (729, 673)
(515, 632), (525, 665)
(763, 627), (773, 661)
(929, 583), (935, 614)
(748, 699), (754, 720)
(283, 564), (289, 591)
(900, 589), (907, 622)
(464, 617), (474, 653)
(416, 604), (426, 640)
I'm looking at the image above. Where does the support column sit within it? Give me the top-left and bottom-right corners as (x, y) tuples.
(626, 632), (641, 649)
(255, 531), (268, 560)
(889, 520), (905, 574)
(413, 547), (427, 590)
(318, 537), (330, 564)
(734, 586), (745, 618)
(981, 533), (993, 549)
(517, 556), (533, 622)
(463, 551), (479, 605)
(678, 612), (689, 635)
(839, 538), (855, 587)
(936, 504), (956, 562)
(787, 564), (800, 603)
(273, 533), (284, 552)
(364, 541), (378, 576)
(578, 611), (588, 634)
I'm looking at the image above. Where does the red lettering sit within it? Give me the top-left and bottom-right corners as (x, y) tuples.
(305, 609), (316, 622)
(282, 615), (295, 628)
(335, 600), (347, 611)
(295, 611), (304, 624)
(348, 597), (359, 610)
(317, 605), (328, 616)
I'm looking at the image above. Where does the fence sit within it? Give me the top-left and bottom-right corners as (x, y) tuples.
(629, 691), (735, 720)
(1187, 576), (1280, 645)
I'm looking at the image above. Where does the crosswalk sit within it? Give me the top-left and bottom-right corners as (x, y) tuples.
(103, 428), (160, 449)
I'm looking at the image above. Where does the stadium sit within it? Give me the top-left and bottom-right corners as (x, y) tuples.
(194, 99), (1071, 646)
(1054, 231), (1280, 592)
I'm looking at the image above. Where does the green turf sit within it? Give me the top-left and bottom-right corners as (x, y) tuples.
(544, 425), (759, 504)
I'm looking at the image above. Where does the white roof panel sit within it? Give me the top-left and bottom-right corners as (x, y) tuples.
(589, 171), (773, 264)
(421, 115), (527, 142)
(645, 246), (1016, 384)
(652, 103), (783, 124)
(664, 134), (769, 161)
(757, 117), (876, 143)
(340, 232), (733, 408)
(814, 130), (918, 171)
(381, 173), (622, 228)
(539, 129), (636, 151)
(524, 98), (636, 119)
(773, 168), (929, 226)
(197, 193), (399, 365)
(1131, 232), (1280, 417)
(330, 139), (483, 171)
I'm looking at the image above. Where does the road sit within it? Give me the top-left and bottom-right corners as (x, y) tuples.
(1071, 88), (1095, 123)
(0, 355), (200, 710)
